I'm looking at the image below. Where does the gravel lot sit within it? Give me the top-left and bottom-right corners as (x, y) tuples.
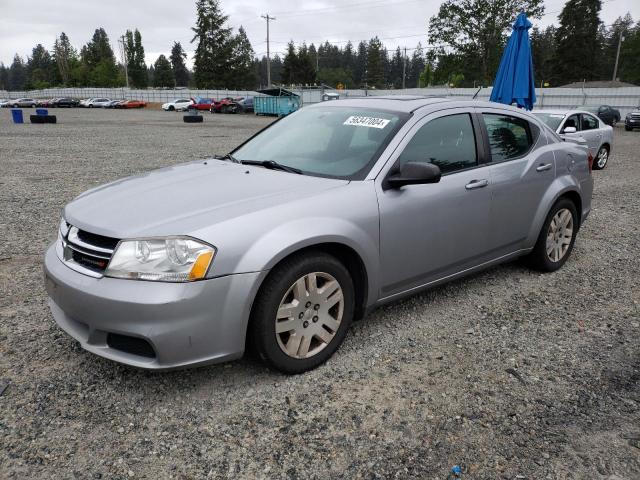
(1, 108), (639, 479)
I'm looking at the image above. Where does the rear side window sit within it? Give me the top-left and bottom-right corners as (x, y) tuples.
(581, 114), (599, 130)
(483, 114), (533, 162)
(398, 114), (477, 174)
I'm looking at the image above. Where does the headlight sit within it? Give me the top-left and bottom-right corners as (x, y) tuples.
(105, 237), (215, 282)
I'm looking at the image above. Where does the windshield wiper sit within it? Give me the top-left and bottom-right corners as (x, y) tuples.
(242, 160), (302, 174)
(214, 153), (242, 164)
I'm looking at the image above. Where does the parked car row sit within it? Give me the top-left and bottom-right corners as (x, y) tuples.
(161, 97), (254, 113)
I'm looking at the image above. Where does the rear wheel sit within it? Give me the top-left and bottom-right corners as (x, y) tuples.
(525, 198), (578, 272)
(250, 252), (354, 374)
(593, 145), (609, 170)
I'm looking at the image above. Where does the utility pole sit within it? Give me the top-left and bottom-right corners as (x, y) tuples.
(402, 47), (407, 90)
(612, 32), (624, 81)
(261, 14), (276, 87)
(118, 35), (129, 89)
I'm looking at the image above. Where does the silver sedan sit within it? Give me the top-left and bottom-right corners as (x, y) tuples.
(533, 109), (614, 170)
(44, 97), (593, 373)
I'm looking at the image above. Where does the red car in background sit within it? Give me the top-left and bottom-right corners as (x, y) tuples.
(188, 97), (214, 110)
(210, 97), (237, 113)
(117, 100), (146, 109)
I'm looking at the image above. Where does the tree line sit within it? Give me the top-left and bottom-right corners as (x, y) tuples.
(1, 0), (639, 92)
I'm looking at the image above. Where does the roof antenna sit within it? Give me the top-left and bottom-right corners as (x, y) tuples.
(472, 86), (482, 99)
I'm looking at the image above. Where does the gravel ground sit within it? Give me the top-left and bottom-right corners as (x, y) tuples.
(1, 108), (639, 479)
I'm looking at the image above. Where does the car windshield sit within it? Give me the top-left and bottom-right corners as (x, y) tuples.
(233, 106), (406, 179)
(533, 112), (566, 131)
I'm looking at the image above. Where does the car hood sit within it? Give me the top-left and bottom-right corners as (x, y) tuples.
(64, 161), (349, 238)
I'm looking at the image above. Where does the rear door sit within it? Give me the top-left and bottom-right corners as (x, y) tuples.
(376, 108), (493, 298)
(476, 108), (555, 254)
(580, 113), (603, 156)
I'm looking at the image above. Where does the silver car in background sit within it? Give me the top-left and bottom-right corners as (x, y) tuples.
(533, 109), (614, 169)
(44, 97), (593, 374)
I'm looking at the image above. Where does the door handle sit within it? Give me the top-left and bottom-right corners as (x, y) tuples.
(465, 179), (489, 190)
(536, 163), (552, 172)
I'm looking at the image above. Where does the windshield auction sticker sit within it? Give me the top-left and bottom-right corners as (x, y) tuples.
(343, 116), (390, 129)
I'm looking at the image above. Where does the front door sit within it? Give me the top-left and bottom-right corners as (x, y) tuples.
(377, 110), (493, 299)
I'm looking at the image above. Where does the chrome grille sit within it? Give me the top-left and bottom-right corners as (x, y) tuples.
(59, 222), (119, 276)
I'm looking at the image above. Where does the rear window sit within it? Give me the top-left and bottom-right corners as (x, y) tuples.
(533, 112), (565, 131)
(483, 114), (534, 162)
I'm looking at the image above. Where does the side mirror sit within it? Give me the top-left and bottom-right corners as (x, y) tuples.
(563, 126), (577, 134)
(384, 162), (442, 190)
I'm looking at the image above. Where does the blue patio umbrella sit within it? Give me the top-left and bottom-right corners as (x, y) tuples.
(490, 12), (536, 110)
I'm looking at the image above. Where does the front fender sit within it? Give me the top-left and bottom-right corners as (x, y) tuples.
(235, 217), (380, 305)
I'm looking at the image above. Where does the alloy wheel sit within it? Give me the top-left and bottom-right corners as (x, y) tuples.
(596, 147), (608, 169)
(546, 208), (574, 262)
(275, 272), (344, 359)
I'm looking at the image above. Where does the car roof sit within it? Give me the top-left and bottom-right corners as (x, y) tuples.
(533, 109), (599, 116)
(309, 96), (545, 116)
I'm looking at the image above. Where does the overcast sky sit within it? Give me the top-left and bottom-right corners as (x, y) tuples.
(0, 0), (638, 67)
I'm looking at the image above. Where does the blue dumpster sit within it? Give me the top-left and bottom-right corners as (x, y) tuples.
(36, 108), (48, 116)
(11, 109), (24, 124)
(254, 88), (300, 116)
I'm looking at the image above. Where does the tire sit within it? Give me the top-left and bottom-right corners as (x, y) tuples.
(249, 252), (355, 374)
(625, 126), (632, 131)
(30, 114), (56, 124)
(89, 104), (94, 108)
(525, 198), (578, 272)
(168, 105), (175, 111)
(183, 114), (203, 123)
(593, 145), (609, 170)
(12, 104), (18, 108)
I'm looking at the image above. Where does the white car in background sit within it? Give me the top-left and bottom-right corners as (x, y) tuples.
(9, 98), (37, 108)
(162, 98), (194, 111)
(533, 109), (614, 170)
(85, 98), (112, 108)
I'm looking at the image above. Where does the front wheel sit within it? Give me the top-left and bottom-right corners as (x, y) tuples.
(250, 253), (355, 374)
(525, 198), (578, 272)
(593, 145), (609, 170)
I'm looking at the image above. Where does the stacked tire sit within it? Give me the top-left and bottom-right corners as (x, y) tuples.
(183, 114), (203, 123)
(30, 115), (57, 124)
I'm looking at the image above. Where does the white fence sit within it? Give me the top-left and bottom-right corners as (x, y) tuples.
(2, 86), (639, 116)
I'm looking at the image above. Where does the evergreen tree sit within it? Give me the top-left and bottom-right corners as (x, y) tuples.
(83, 28), (121, 86)
(297, 43), (316, 84)
(26, 44), (55, 88)
(147, 64), (155, 86)
(366, 37), (385, 88)
(53, 32), (77, 85)
(170, 41), (190, 86)
(191, 0), (235, 88)
(389, 47), (404, 88)
(271, 54), (283, 84)
(8, 54), (27, 90)
(125, 29), (148, 88)
(354, 41), (368, 86)
(153, 55), (174, 87)
(553, 0), (602, 84)
(282, 41), (298, 84)
(409, 44), (426, 88)
(0, 63), (9, 90)
(231, 26), (256, 89)
(619, 19), (640, 84)
(531, 26), (557, 85)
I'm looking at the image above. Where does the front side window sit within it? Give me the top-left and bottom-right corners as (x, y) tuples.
(398, 114), (477, 174)
(563, 114), (580, 132)
(233, 106), (406, 179)
(581, 114), (599, 130)
(483, 114), (533, 162)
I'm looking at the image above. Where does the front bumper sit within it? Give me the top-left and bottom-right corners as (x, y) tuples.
(44, 244), (265, 369)
(625, 118), (640, 128)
